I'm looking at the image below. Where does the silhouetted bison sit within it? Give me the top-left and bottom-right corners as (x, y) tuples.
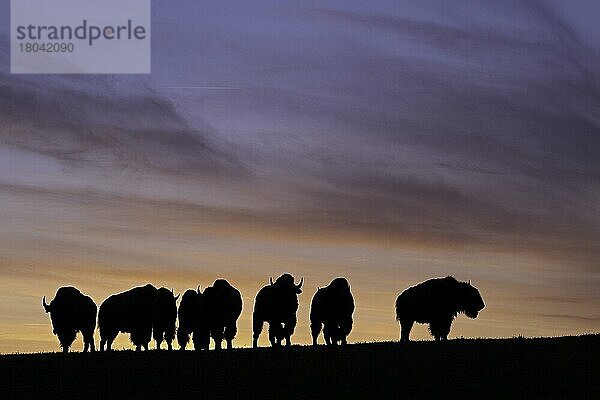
(42, 287), (97, 353)
(177, 287), (209, 351)
(253, 273), (303, 347)
(203, 279), (243, 350)
(152, 288), (179, 350)
(310, 277), (355, 346)
(395, 276), (485, 341)
(98, 284), (158, 351)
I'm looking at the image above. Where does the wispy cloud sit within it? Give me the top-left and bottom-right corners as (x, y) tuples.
(2, 2), (599, 263)
(0, 0), (599, 351)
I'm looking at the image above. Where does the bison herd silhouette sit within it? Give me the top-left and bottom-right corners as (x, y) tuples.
(42, 275), (485, 352)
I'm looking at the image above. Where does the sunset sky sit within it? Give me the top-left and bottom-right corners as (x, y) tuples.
(1, 0), (599, 353)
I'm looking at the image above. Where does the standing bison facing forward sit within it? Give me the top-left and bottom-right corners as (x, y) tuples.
(42, 286), (97, 353)
(310, 277), (354, 346)
(203, 279), (243, 350)
(395, 276), (485, 342)
(253, 273), (303, 348)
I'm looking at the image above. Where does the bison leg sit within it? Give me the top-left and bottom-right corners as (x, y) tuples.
(107, 336), (116, 351)
(224, 322), (237, 349)
(310, 320), (322, 346)
(329, 324), (342, 345)
(194, 328), (210, 351)
(154, 330), (164, 350)
(165, 328), (175, 351)
(252, 313), (263, 348)
(177, 328), (190, 350)
(191, 334), (201, 351)
(201, 336), (211, 351)
(192, 334), (204, 351)
(100, 330), (117, 351)
(132, 330), (149, 350)
(268, 324), (278, 347)
(192, 338), (201, 351)
(323, 322), (337, 346)
(212, 329), (224, 350)
(340, 317), (353, 344)
(399, 319), (414, 342)
(323, 324), (331, 346)
(338, 321), (351, 345)
(89, 339), (96, 352)
(283, 315), (297, 346)
(82, 339), (95, 352)
(82, 329), (95, 352)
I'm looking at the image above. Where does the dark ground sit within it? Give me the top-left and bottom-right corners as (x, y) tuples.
(1, 335), (598, 399)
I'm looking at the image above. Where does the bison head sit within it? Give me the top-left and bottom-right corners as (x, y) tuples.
(42, 295), (76, 351)
(271, 273), (303, 294)
(459, 281), (485, 319)
(330, 277), (351, 293)
(156, 287), (180, 303)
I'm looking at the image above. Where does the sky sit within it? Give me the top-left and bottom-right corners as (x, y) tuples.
(1, 0), (599, 353)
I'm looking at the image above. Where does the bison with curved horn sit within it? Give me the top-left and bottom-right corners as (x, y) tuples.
(98, 284), (158, 351)
(253, 273), (303, 348)
(395, 276), (485, 342)
(42, 287), (97, 353)
(310, 277), (355, 346)
(152, 288), (179, 350)
(203, 279), (243, 350)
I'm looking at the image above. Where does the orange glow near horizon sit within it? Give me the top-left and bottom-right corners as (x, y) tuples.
(1, 218), (597, 354)
(2, 0), (600, 356)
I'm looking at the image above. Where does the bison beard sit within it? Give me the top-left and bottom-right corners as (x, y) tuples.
(395, 276), (485, 342)
(310, 277), (355, 346)
(252, 274), (303, 348)
(42, 287), (97, 353)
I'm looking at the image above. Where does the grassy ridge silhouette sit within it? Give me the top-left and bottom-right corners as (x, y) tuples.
(1, 335), (598, 399)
